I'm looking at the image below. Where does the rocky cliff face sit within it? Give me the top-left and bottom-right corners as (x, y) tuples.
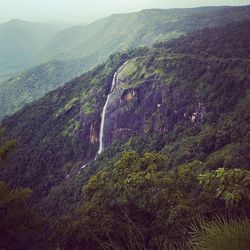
(101, 65), (207, 150)
(1, 20), (250, 217)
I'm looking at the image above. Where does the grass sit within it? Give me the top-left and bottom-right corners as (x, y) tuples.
(119, 60), (138, 81)
(189, 216), (250, 250)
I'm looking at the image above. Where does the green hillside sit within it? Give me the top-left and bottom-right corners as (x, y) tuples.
(0, 56), (99, 120)
(42, 6), (250, 61)
(0, 15), (250, 249)
(1, 17), (250, 209)
(1, 5), (250, 121)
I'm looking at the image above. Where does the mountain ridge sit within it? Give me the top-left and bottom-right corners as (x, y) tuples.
(1, 5), (250, 120)
(1, 19), (249, 217)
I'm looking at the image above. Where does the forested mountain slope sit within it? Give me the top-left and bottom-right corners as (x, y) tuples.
(1, 5), (250, 120)
(1, 19), (250, 220)
(0, 19), (68, 81)
(0, 56), (99, 120)
(41, 5), (250, 61)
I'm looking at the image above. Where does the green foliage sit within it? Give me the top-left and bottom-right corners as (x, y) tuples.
(119, 60), (138, 81)
(199, 168), (250, 208)
(2, 18), (250, 219)
(0, 181), (44, 249)
(63, 118), (80, 137)
(53, 151), (250, 249)
(1, 6), (250, 120)
(0, 52), (132, 216)
(82, 97), (97, 115)
(0, 127), (16, 167)
(0, 57), (97, 120)
(1, 16), (250, 249)
(0, 139), (16, 161)
(189, 216), (250, 250)
(0, 126), (44, 249)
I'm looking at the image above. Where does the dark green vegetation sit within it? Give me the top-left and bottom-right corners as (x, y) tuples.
(0, 127), (15, 164)
(50, 152), (250, 249)
(0, 181), (43, 249)
(0, 56), (99, 120)
(189, 216), (250, 250)
(0, 16), (250, 249)
(1, 52), (133, 215)
(0, 128), (44, 250)
(1, 5), (250, 120)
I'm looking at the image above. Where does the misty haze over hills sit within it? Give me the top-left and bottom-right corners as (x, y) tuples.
(0, 1), (250, 249)
(1, 0), (249, 23)
(0, 19), (70, 80)
(0, 5), (250, 120)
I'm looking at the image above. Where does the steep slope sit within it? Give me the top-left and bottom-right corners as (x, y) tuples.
(0, 56), (99, 120)
(42, 5), (250, 61)
(1, 5), (250, 121)
(1, 20), (250, 216)
(0, 19), (68, 81)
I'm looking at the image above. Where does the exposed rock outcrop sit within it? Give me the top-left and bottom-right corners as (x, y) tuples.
(89, 122), (98, 144)
(100, 74), (206, 148)
(121, 89), (137, 102)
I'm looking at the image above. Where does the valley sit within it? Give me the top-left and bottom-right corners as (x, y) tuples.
(0, 3), (250, 250)
(1, 5), (250, 120)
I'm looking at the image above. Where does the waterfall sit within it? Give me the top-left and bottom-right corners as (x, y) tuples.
(81, 61), (128, 169)
(97, 61), (128, 155)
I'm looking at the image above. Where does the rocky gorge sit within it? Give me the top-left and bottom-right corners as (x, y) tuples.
(1, 20), (250, 217)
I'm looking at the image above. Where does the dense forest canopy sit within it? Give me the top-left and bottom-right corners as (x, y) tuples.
(0, 10), (250, 250)
(1, 5), (250, 120)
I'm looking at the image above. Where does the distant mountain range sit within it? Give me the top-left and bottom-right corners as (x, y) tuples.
(0, 5), (250, 120)
(39, 5), (250, 61)
(0, 19), (69, 80)
(1, 17), (250, 217)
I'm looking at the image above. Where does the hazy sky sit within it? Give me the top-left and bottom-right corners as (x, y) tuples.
(0, 0), (249, 24)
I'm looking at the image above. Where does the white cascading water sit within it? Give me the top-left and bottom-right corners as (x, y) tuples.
(97, 61), (128, 155)
(81, 61), (128, 169)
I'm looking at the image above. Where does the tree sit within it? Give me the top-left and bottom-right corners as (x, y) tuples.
(0, 126), (43, 249)
(0, 127), (16, 168)
(199, 168), (250, 211)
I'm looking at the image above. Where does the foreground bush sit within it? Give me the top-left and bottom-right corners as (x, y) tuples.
(189, 216), (250, 250)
